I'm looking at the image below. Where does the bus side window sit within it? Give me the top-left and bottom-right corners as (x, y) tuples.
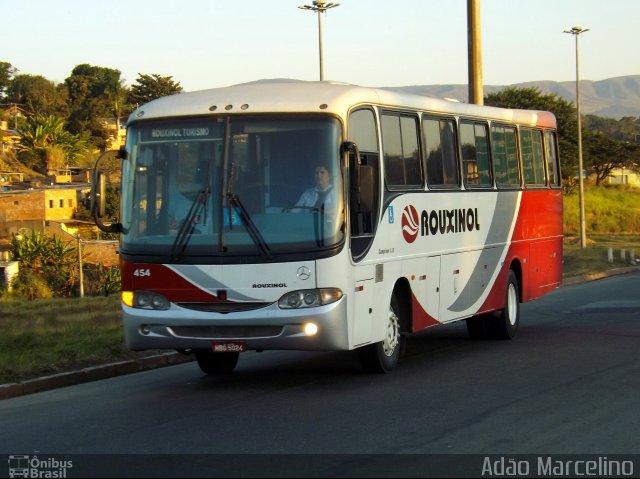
(460, 121), (492, 187)
(491, 125), (520, 187)
(381, 112), (422, 189)
(348, 108), (380, 243)
(545, 130), (561, 187)
(423, 116), (460, 188)
(521, 128), (546, 187)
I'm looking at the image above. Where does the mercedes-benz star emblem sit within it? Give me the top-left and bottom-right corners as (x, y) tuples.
(296, 266), (311, 280)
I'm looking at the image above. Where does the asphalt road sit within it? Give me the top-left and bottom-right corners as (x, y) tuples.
(1, 272), (639, 477)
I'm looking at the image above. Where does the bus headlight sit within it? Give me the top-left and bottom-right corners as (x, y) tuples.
(278, 288), (342, 309)
(122, 291), (170, 310)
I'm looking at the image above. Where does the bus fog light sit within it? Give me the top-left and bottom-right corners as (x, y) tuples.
(140, 325), (151, 335)
(304, 323), (318, 336)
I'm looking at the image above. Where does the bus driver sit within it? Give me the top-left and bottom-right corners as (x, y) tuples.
(293, 164), (337, 212)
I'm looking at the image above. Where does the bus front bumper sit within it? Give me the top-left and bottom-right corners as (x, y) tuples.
(122, 296), (350, 352)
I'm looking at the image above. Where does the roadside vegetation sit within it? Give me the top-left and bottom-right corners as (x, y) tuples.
(0, 296), (133, 383)
(563, 185), (640, 276)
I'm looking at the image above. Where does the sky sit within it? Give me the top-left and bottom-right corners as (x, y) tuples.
(2, 0), (638, 92)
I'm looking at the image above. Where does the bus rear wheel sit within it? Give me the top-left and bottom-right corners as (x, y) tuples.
(195, 350), (240, 375)
(466, 270), (520, 340)
(487, 270), (520, 339)
(358, 294), (403, 373)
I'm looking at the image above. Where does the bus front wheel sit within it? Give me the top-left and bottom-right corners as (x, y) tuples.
(358, 294), (403, 373)
(195, 351), (240, 375)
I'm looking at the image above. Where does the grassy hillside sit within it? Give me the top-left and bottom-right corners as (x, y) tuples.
(563, 185), (640, 235)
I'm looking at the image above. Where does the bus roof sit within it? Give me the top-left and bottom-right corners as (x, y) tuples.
(129, 81), (557, 129)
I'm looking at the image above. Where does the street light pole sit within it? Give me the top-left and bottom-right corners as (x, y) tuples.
(298, 0), (340, 81)
(564, 26), (589, 249)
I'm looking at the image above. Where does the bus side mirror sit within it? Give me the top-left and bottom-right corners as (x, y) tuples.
(344, 141), (374, 215)
(117, 145), (128, 160)
(91, 150), (123, 234)
(96, 172), (107, 218)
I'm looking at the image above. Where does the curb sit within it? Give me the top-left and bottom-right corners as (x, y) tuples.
(2, 266), (639, 400)
(561, 265), (640, 286)
(0, 352), (194, 400)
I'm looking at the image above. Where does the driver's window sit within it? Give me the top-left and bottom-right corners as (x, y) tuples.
(348, 108), (380, 258)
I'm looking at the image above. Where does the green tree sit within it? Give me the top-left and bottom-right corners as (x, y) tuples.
(64, 64), (125, 148)
(127, 73), (183, 108)
(17, 114), (88, 171)
(6, 74), (69, 118)
(0, 61), (17, 98)
(485, 87), (579, 179)
(584, 114), (640, 143)
(106, 77), (128, 134)
(582, 131), (627, 185)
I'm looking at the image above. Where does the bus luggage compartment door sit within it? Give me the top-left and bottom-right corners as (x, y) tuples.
(352, 266), (375, 347)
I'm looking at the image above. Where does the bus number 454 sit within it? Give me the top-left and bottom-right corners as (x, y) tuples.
(133, 268), (152, 277)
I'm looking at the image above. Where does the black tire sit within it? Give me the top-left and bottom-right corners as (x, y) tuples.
(358, 294), (403, 373)
(195, 351), (240, 375)
(486, 270), (520, 340)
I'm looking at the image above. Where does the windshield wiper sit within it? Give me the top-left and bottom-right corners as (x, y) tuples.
(226, 192), (272, 258)
(170, 188), (210, 261)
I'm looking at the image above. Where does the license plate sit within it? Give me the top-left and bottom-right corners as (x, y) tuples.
(212, 341), (247, 353)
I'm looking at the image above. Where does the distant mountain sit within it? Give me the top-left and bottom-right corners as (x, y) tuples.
(381, 75), (640, 119)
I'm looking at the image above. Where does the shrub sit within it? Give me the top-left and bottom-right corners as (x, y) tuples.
(10, 268), (54, 300)
(11, 231), (77, 297)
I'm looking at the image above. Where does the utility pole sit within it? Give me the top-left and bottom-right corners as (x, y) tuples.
(467, 0), (483, 105)
(77, 235), (84, 298)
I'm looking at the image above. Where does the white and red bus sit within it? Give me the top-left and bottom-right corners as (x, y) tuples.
(93, 81), (563, 374)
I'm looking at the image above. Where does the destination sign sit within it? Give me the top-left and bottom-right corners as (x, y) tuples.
(140, 123), (222, 141)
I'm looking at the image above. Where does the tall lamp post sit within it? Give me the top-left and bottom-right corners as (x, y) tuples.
(564, 26), (589, 249)
(298, 0), (340, 81)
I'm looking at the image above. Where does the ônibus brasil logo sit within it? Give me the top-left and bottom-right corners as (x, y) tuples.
(401, 204), (481, 243)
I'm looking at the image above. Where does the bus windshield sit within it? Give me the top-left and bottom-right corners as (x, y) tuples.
(121, 116), (344, 260)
